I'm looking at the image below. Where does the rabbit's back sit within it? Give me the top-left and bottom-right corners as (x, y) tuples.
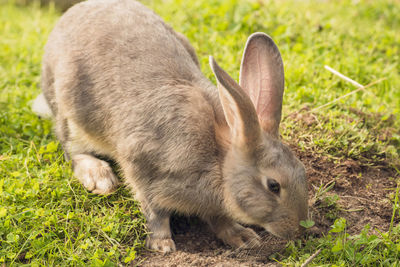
(45, 0), (200, 83)
(42, 0), (212, 142)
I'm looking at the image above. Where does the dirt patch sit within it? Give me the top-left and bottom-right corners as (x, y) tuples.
(295, 146), (399, 235)
(135, 147), (399, 266)
(136, 219), (284, 266)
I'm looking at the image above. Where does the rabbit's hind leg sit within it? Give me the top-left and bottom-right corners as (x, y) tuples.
(71, 154), (119, 195)
(59, 118), (119, 194)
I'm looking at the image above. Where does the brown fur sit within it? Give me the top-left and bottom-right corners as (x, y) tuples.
(36, 0), (308, 252)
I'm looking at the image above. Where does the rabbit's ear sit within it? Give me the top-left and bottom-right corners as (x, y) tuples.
(209, 56), (261, 150)
(239, 33), (284, 138)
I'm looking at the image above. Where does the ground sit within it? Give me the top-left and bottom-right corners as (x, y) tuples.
(1, 0), (399, 266)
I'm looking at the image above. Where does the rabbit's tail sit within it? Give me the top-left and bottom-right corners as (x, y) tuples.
(32, 93), (53, 118)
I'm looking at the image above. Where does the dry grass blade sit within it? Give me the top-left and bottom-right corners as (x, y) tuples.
(324, 65), (364, 88)
(300, 248), (322, 267)
(311, 66), (386, 112)
(311, 77), (386, 112)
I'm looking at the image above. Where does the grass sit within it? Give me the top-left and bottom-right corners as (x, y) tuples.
(1, 0), (399, 265)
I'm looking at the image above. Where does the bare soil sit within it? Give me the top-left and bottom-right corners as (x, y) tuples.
(134, 145), (399, 266)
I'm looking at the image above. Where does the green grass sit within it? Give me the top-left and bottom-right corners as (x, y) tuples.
(1, 0), (399, 265)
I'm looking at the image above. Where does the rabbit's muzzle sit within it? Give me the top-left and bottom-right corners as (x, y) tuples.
(264, 205), (308, 240)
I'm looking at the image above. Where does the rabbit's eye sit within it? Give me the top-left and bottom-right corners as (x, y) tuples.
(267, 178), (280, 194)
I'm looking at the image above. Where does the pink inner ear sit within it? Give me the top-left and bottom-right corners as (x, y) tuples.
(239, 33), (284, 136)
(243, 46), (276, 118)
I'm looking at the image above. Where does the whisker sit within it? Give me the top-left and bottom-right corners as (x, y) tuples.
(229, 231), (271, 260)
(223, 229), (287, 263)
(225, 234), (260, 258)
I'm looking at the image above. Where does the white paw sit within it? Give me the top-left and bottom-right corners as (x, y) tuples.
(72, 154), (119, 194)
(146, 237), (176, 253)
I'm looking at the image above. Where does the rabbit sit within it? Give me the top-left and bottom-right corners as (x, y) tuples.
(34, 0), (308, 253)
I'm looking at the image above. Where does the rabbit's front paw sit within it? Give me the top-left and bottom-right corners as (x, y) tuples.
(72, 154), (119, 194)
(214, 222), (261, 249)
(146, 237), (176, 253)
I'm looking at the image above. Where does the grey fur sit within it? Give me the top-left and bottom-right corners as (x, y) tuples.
(37, 0), (308, 252)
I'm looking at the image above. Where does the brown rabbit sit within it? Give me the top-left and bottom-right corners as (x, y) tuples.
(33, 0), (308, 252)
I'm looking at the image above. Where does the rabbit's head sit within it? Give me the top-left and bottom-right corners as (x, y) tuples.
(210, 33), (308, 239)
